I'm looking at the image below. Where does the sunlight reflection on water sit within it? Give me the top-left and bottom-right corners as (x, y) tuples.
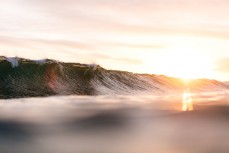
(182, 89), (193, 111)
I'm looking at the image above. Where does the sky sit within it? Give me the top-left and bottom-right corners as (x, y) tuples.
(0, 0), (229, 81)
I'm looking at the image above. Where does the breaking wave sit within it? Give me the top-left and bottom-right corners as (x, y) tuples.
(0, 56), (228, 99)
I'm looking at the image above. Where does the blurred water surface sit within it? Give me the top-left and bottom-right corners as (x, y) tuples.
(1, 92), (229, 153)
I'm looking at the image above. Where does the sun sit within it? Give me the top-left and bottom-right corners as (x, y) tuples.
(143, 47), (214, 80)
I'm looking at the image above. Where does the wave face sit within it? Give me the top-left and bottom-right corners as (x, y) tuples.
(0, 56), (228, 99)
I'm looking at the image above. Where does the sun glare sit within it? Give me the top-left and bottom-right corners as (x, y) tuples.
(143, 47), (214, 80)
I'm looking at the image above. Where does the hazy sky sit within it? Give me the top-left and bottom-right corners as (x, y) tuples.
(0, 0), (229, 80)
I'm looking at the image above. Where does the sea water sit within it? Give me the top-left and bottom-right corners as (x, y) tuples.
(1, 92), (229, 153)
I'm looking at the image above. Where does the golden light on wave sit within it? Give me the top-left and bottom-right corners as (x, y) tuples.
(182, 89), (193, 111)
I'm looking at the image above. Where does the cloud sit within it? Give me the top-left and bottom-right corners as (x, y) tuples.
(1, 0), (229, 41)
(0, 35), (142, 65)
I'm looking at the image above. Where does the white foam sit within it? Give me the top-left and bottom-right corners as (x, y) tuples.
(6, 57), (19, 68)
(87, 63), (100, 71)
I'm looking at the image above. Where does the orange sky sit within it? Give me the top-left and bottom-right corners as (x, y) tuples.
(0, 0), (229, 81)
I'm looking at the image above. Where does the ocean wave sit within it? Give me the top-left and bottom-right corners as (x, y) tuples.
(0, 56), (228, 99)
